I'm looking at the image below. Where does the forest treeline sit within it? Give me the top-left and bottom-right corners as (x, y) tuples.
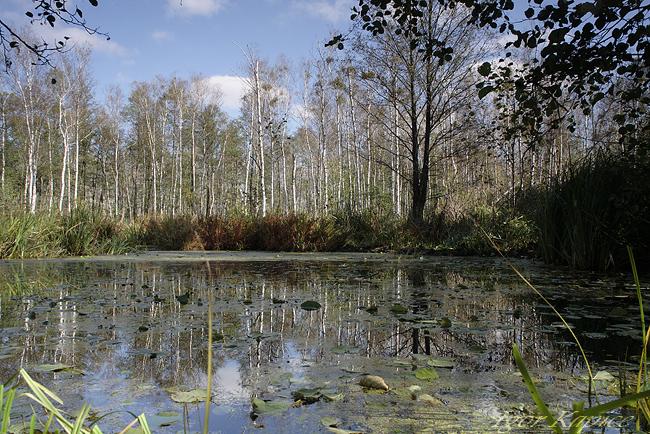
(0, 3), (648, 270)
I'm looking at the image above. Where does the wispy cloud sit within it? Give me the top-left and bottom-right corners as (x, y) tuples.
(291, 0), (353, 23)
(166, 0), (227, 17)
(37, 26), (128, 57)
(201, 75), (247, 113)
(151, 31), (172, 42)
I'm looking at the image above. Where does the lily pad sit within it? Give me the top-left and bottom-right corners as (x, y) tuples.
(301, 300), (322, 311)
(439, 317), (452, 328)
(292, 387), (322, 404)
(251, 397), (291, 415)
(415, 368), (439, 381)
(390, 304), (408, 315)
(148, 411), (181, 427)
(427, 358), (454, 369)
(169, 389), (208, 403)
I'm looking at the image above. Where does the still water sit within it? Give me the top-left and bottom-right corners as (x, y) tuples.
(0, 252), (644, 432)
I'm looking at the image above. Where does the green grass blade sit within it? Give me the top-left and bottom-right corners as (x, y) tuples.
(71, 404), (91, 434)
(137, 414), (151, 434)
(1, 389), (15, 434)
(43, 412), (55, 434)
(0, 385), (4, 433)
(512, 344), (562, 434)
(29, 413), (36, 434)
(20, 370), (74, 433)
(577, 388), (650, 417)
(568, 401), (584, 434)
(203, 290), (213, 434)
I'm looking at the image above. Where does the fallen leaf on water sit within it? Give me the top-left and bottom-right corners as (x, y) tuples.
(322, 392), (344, 402)
(593, 371), (615, 382)
(327, 428), (364, 434)
(321, 416), (340, 427)
(417, 393), (444, 406)
(34, 363), (83, 375)
(359, 375), (389, 391)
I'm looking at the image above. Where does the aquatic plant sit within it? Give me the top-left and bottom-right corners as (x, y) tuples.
(0, 370), (152, 434)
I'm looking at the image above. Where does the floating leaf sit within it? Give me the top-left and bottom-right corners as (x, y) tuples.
(251, 397), (291, 414)
(593, 371), (615, 382)
(390, 304), (408, 315)
(175, 292), (190, 305)
(322, 392), (344, 402)
(427, 358), (454, 369)
(292, 388), (322, 404)
(415, 368), (439, 381)
(327, 428), (363, 434)
(359, 375), (389, 391)
(169, 389), (208, 403)
(148, 411), (180, 427)
(438, 317), (452, 328)
(301, 301), (321, 311)
(321, 417), (340, 427)
(417, 393), (443, 406)
(34, 364), (82, 375)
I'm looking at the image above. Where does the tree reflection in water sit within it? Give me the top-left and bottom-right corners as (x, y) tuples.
(0, 254), (641, 432)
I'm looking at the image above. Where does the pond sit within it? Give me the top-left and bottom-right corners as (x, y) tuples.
(0, 252), (645, 433)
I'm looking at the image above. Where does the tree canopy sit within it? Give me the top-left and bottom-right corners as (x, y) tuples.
(328, 0), (650, 148)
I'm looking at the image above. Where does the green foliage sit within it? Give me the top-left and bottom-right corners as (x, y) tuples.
(0, 370), (153, 434)
(0, 210), (137, 259)
(426, 206), (537, 256)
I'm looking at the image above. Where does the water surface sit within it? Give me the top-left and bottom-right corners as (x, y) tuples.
(0, 252), (644, 432)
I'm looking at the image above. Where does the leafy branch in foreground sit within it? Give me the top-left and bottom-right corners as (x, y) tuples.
(1, 0), (108, 71)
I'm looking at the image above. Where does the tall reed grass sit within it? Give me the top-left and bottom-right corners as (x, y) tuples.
(0, 207), (539, 259)
(527, 153), (650, 271)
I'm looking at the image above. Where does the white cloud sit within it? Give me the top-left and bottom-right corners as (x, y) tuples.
(292, 0), (353, 23)
(166, 0), (227, 17)
(36, 26), (127, 57)
(151, 31), (172, 42)
(201, 75), (247, 113)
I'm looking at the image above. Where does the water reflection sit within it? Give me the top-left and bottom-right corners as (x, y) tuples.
(0, 254), (643, 432)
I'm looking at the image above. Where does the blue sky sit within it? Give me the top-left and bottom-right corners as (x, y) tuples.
(2, 0), (354, 115)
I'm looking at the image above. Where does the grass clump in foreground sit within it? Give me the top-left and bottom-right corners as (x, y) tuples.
(1, 370), (151, 434)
